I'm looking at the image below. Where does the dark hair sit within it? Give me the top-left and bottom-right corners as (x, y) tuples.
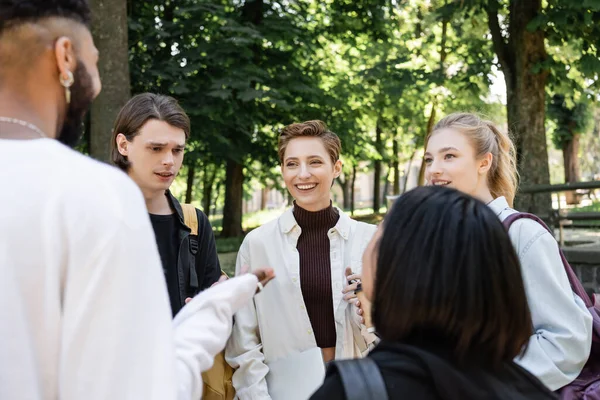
(0, 0), (91, 33)
(372, 186), (532, 368)
(111, 93), (191, 172)
(278, 120), (341, 164)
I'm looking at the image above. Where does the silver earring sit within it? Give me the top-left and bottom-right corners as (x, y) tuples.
(59, 71), (74, 104)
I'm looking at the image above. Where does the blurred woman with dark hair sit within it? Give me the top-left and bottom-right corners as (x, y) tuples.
(424, 113), (592, 390)
(311, 186), (557, 400)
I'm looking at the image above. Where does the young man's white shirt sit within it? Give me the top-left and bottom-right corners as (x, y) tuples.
(488, 196), (593, 390)
(0, 138), (258, 400)
(225, 207), (377, 400)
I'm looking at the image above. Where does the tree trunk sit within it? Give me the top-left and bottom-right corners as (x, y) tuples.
(89, 0), (130, 162)
(382, 166), (391, 204)
(261, 187), (269, 210)
(337, 176), (351, 210)
(488, 0), (550, 215)
(202, 164), (218, 218)
(418, 105), (437, 186)
(350, 164), (357, 216)
(221, 159), (244, 237)
(393, 135), (400, 195)
(511, 1), (550, 214)
(184, 164), (196, 204)
(563, 134), (581, 204)
(373, 121), (383, 212)
(211, 179), (222, 219)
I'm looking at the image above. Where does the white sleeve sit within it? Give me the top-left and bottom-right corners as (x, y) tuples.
(172, 274), (259, 400)
(58, 186), (179, 400)
(57, 176), (261, 400)
(225, 242), (272, 400)
(515, 228), (593, 390)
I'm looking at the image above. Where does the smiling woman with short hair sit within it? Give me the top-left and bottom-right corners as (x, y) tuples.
(226, 120), (377, 399)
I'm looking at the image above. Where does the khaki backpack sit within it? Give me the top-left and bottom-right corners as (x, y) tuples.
(181, 204), (235, 400)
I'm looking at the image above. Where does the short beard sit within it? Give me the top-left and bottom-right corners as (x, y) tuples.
(57, 60), (95, 148)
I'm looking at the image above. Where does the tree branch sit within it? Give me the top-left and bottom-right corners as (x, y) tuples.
(486, 1), (513, 76)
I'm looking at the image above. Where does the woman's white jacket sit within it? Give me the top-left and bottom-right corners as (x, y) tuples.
(225, 207), (376, 400)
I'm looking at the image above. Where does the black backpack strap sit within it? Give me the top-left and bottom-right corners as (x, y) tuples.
(330, 358), (388, 400)
(181, 204), (199, 292)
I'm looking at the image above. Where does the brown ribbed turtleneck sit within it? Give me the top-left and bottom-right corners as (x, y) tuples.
(293, 201), (340, 348)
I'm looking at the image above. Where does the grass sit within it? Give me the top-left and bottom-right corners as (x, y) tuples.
(572, 201), (600, 212)
(209, 208), (284, 231)
(215, 236), (245, 253)
(570, 200), (600, 227)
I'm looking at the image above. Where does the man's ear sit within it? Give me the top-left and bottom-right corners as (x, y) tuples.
(116, 133), (129, 156)
(54, 36), (76, 85)
(478, 152), (493, 175)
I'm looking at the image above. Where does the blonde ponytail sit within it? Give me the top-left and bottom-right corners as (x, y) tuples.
(484, 121), (518, 207)
(429, 113), (519, 207)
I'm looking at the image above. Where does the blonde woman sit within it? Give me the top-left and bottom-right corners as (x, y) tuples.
(226, 121), (376, 399)
(423, 112), (593, 391)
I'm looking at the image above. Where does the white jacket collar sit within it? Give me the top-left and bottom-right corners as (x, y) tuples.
(279, 206), (351, 240)
(487, 196), (511, 217)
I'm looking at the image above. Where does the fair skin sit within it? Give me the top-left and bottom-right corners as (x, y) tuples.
(281, 136), (363, 362)
(281, 136), (342, 212)
(424, 128), (495, 205)
(116, 119), (186, 215)
(0, 21), (100, 140)
(355, 129), (498, 326)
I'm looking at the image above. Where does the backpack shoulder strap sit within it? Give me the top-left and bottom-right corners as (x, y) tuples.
(502, 212), (594, 307)
(181, 204), (199, 236)
(502, 212), (552, 235)
(331, 358), (388, 400)
(181, 204), (200, 291)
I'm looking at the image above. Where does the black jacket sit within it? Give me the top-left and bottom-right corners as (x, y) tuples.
(166, 190), (221, 314)
(311, 340), (558, 400)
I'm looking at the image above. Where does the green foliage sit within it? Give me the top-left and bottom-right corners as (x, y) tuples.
(548, 94), (593, 149)
(125, 0), (600, 224)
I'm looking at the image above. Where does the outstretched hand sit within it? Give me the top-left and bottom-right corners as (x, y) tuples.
(251, 267), (275, 293)
(184, 267), (275, 304)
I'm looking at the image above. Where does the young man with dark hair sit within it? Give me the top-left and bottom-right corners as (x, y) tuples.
(111, 92), (221, 316)
(0, 1), (273, 399)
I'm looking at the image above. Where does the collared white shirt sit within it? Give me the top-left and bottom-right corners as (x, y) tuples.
(225, 207), (376, 400)
(488, 197), (593, 390)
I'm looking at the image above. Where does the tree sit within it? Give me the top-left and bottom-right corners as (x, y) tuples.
(542, 1), (600, 200)
(129, 0), (324, 237)
(89, 0), (130, 162)
(547, 95), (593, 203)
(484, 0), (550, 214)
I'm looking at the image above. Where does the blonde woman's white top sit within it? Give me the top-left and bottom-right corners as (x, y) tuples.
(225, 207), (377, 400)
(489, 196), (593, 390)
